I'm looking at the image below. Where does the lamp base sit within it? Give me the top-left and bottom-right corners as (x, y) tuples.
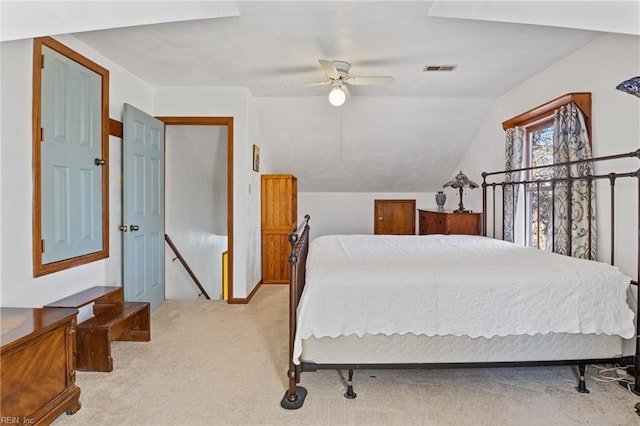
(456, 188), (467, 213)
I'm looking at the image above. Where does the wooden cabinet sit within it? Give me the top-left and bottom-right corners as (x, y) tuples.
(418, 209), (482, 235)
(1, 307), (81, 424)
(374, 199), (416, 235)
(261, 174), (297, 284)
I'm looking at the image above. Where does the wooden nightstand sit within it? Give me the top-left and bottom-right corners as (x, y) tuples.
(418, 209), (482, 235)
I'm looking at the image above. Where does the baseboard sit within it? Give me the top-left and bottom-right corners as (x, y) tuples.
(228, 280), (262, 304)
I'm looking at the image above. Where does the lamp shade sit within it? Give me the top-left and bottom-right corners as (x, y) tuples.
(443, 171), (479, 189)
(328, 86), (346, 107)
(443, 171), (478, 213)
(616, 76), (640, 98)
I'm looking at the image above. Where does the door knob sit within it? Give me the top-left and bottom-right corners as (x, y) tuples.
(130, 225), (140, 231)
(94, 158), (106, 166)
(379, 217), (383, 221)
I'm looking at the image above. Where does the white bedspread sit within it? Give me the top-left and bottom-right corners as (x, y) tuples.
(293, 234), (635, 364)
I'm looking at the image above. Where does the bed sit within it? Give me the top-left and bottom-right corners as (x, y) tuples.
(281, 150), (640, 409)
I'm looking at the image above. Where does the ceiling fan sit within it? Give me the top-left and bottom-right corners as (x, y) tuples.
(313, 59), (394, 107)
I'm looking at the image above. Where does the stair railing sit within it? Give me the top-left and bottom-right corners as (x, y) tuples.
(164, 234), (211, 300)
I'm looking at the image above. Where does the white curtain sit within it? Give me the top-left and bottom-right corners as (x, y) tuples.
(503, 126), (525, 242)
(551, 102), (596, 259)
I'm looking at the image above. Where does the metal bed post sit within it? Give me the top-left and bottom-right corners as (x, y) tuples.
(551, 181), (556, 253)
(587, 177), (593, 261)
(281, 215), (310, 410)
(567, 176), (573, 256)
(501, 183), (506, 240)
(482, 174), (488, 236)
(635, 169), (640, 395)
(492, 185), (497, 238)
(608, 174), (616, 266)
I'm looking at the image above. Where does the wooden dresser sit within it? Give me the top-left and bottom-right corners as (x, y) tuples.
(418, 209), (482, 235)
(1, 307), (81, 424)
(261, 174), (297, 284)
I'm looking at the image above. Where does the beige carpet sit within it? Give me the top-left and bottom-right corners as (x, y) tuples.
(53, 285), (639, 425)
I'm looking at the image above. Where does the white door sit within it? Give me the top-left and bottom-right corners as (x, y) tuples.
(122, 103), (165, 310)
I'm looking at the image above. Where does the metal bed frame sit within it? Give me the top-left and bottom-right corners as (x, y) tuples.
(281, 149), (640, 409)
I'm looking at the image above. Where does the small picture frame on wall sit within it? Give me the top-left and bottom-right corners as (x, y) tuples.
(253, 144), (260, 172)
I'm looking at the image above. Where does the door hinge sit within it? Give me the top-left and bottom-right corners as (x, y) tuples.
(40, 127), (44, 142)
(41, 239), (45, 253)
(41, 54), (45, 69)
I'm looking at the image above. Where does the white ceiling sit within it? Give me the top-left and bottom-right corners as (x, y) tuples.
(4, 1), (638, 192)
(71, 1), (604, 98)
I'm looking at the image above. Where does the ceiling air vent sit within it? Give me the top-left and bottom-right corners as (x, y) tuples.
(423, 65), (457, 72)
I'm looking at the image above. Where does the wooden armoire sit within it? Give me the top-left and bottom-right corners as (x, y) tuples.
(261, 174), (297, 284)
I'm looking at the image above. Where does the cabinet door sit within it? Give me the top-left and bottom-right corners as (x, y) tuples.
(432, 212), (448, 234)
(262, 231), (290, 283)
(374, 200), (416, 235)
(449, 213), (481, 235)
(418, 211), (429, 234)
(261, 175), (296, 230)
(425, 212), (438, 234)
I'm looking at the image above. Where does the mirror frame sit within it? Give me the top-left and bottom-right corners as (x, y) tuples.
(32, 36), (110, 277)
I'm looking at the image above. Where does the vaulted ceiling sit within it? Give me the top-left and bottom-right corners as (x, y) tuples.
(3, 1), (638, 192)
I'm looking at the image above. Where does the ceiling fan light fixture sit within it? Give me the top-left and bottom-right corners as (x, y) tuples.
(328, 85), (347, 107)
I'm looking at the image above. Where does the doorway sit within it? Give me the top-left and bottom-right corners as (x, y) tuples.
(158, 116), (234, 302)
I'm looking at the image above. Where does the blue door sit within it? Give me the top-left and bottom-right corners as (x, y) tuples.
(40, 45), (103, 263)
(122, 103), (165, 310)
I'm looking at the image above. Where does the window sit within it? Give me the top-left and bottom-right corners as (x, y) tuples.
(502, 93), (591, 250)
(33, 37), (110, 276)
(526, 121), (554, 249)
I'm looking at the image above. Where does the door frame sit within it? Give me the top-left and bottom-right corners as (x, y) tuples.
(157, 116), (234, 302)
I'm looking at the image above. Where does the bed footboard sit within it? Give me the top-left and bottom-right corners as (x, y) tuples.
(281, 214), (310, 410)
(481, 149), (640, 395)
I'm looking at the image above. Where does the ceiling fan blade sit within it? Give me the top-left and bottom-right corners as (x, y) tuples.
(345, 76), (395, 86)
(342, 84), (351, 99)
(305, 81), (331, 87)
(318, 59), (339, 79)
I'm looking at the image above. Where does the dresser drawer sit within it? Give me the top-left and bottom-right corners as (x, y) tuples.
(433, 214), (447, 233)
(418, 209), (481, 235)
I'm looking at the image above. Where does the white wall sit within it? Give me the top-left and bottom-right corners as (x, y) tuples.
(0, 38), (261, 305)
(247, 98), (265, 289)
(455, 33), (640, 278)
(165, 125), (227, 300)
(0, 35), (154, 306)
(3, 31), (637, 306)
(299, 191), (468, 241)
(254, 96), (493, 193)
(154, 87), (260, 299)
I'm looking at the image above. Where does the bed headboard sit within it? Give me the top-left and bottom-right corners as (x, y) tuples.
(481, 149), (639, 278)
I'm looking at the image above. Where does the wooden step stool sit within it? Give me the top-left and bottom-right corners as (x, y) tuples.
(46, 286), (150, 372)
